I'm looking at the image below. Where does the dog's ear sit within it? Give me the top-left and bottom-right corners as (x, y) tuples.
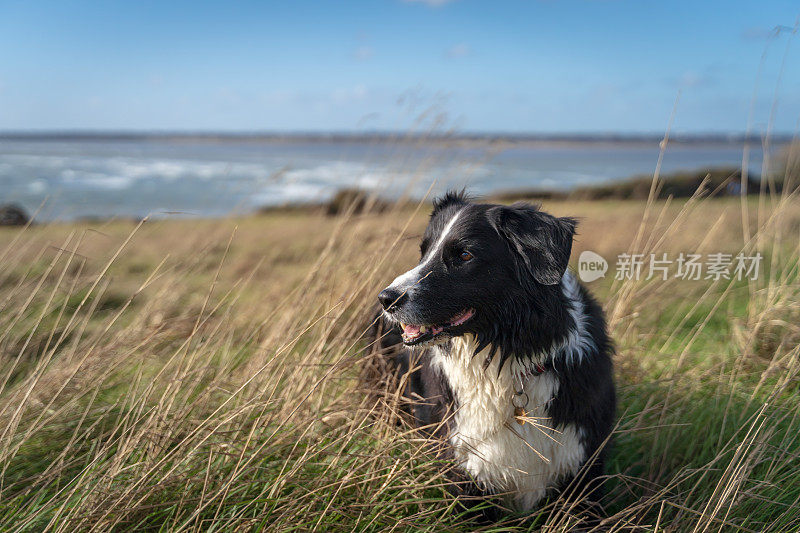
(488, 203), (577, 286)
(432, 189), (471, 216)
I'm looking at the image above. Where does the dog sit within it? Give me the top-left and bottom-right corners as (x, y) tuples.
(375, 191), (615, 518)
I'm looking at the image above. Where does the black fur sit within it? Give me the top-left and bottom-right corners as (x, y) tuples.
(375, 191), (616, 520)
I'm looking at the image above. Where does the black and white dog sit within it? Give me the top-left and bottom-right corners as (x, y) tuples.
(376, 191), (615, 516)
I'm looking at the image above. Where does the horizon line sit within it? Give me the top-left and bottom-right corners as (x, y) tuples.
(0, 129), (795, 144)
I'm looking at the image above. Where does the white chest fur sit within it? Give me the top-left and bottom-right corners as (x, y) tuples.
(430, 336), (586, 511)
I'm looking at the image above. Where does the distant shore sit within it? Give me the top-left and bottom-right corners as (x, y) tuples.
(259, 166), (775, 217)
(2, 165), (788, 227)
(2, 133), (792, 223)
(0, 131), (792, 149)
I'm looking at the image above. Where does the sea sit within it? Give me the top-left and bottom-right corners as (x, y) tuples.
(0, 136), (774, 221)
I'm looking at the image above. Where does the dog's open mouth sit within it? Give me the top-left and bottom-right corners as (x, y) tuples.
(400, 308), (475, 346)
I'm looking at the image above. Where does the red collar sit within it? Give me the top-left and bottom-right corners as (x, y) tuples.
(516, 362), (547, 384)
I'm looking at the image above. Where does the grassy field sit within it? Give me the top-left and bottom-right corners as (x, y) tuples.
(1, 187), (799, 531)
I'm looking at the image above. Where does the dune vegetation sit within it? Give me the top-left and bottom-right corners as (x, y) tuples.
(1, 161), (800, 531)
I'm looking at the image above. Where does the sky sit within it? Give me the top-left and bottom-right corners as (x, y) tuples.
(0, 0), (798, 134)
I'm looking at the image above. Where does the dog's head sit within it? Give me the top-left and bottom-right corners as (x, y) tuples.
(379, 191), (577, 366)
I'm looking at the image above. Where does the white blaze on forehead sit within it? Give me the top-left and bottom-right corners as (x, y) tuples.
(388, 207), (465, 290)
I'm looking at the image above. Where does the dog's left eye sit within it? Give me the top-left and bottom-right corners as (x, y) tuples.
(460, 251), (474, 262)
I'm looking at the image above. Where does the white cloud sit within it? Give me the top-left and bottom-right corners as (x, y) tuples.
(353, 46), (374, 61)
(402, 0), (457, 7)
(680, 71), (704, 88)
(664, 68), (717, 89)
(331, 84), (369, 104)
(445, 43), (470, 59)
(262, 90), (295, 105)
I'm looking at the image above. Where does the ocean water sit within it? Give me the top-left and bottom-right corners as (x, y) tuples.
(0, 138), (769, 221)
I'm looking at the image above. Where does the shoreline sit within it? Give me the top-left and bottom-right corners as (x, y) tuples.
(0, 174), (772, 228)
(3, 164), (793, 225)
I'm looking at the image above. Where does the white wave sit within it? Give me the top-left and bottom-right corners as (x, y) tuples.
(250, 183), (329, 205)
(28, 179), (47, 193)
(280, 161), (423, 190)
(60, 169), (135, 190)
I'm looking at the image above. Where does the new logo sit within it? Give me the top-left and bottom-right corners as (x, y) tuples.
(578, 250), (608, 282)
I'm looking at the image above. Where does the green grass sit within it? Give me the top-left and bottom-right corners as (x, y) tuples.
(1, 187), (799, 531)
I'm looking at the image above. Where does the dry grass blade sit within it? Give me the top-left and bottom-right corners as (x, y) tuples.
(1, 127), (800, 531)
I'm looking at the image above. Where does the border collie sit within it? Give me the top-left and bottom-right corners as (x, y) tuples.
(375, 191), (615, 517)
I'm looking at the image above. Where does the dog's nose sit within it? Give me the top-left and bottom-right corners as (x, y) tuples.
(378, 288), (406, 310)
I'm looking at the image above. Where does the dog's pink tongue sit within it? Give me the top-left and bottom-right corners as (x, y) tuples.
(403, 324), (421, 336)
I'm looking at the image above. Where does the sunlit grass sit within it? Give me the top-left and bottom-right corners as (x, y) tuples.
(1, 170), (799, 531)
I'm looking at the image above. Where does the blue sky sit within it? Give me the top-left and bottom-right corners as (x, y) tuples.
(0, 0), (798, 133)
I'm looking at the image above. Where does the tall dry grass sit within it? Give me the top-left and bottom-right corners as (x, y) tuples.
(1, 141), (799, 531)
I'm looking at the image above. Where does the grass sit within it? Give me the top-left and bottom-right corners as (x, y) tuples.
(1, 168), (800, 531)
